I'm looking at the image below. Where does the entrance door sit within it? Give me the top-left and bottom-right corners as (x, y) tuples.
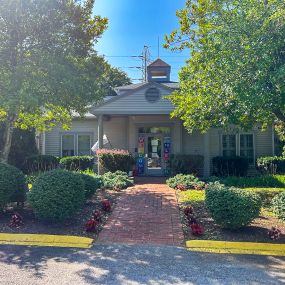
(146, 135), (163, 176)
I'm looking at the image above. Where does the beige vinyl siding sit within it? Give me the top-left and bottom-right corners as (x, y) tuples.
(255, 127), (274, 157)
(93, 85), (174, 115)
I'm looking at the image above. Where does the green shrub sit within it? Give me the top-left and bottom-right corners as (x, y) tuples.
(272, 191), (285, 221)
(25, 155), (59, 174)
(102, 171), (134, 190)
(212, 156), (249, 177)
(205, 182), (261, 229)
(257, 156), (285, 175)
(0, 163), (27, 208)
(97, 149), (135, 173)
(28, 169), (85, 222)
(166, 174), (200, 189)
(170, 154), (204, 175)
(59, 156), (94, 171)
(77, 172), (103, 199)
(222, 175), (285, 188)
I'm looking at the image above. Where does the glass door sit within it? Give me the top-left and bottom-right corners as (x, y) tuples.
(146, 135), (163, 176)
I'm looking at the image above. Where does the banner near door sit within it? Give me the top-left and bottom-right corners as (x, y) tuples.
(137, 136), (145, 175)
(163, 137), (171, 176)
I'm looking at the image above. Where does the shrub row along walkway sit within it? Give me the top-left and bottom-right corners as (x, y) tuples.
(97, 177), (184, 246)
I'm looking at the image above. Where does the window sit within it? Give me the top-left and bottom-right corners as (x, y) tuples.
(62, 135), (75, 157)
(240, 134), (254, 163)
(61, 133), (92, 157)
(222, 135), (236, 157)
(78, 135), (91, 156)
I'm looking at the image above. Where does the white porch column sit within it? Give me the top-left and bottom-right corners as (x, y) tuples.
(203, 131), (211, 177)
(97, 115), (104, 174)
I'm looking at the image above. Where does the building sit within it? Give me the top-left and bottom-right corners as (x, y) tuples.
(39, 59), (276, 176)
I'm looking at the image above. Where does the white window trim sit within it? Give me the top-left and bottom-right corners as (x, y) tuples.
(61, 134), (76, 157)
(76, 134), (92, 156)
(61, 133), (93, 157)
(220, 132), (256, 165)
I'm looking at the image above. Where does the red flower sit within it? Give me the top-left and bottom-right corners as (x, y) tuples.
(9, 212), (23, 228)
(190, 223), (203, 236)
(184, 206), (194, 217)
(101, 200), (111, 212)
(176, 184), (187, 191)
(268, 226), (282, 240)
(85, 218), (98, 232)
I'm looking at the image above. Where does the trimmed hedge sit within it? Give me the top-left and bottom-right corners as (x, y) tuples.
(272, 191), (285, 221)
(0, 163), (27, 208)
(170, 154), (204, 175)
(59, 156), (94, 171)
(212, 156), (249, 177)
(28, 169), (85, 222)
(222, 175), (285, 188)
(257, 156), (285, 175)
(205, 182), (261, 229)
(77, 173), (103, 199)
(25, 155), (59, 174)
(97, 149), (135, 173)
(103, 171), (134, 190)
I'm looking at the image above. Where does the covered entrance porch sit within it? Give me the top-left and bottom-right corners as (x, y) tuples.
(96, 115), (183, 176)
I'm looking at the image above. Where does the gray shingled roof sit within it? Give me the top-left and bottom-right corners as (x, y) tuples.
(148, 58), (171, 67)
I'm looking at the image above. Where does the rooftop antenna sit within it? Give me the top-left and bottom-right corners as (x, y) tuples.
(157, 37), (160, 58)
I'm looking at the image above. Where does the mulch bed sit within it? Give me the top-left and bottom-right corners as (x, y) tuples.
(0, 188), (121, 239)
(177, 191), (285, 244)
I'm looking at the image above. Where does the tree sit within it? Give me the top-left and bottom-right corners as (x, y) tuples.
(0, 0), (109, 162)
(164, 0), (285, 134)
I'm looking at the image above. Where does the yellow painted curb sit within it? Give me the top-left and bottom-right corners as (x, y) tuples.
(186, 240), (285, 256)
(0, 234), (93, 248)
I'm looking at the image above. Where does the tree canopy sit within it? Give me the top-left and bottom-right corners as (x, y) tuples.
(164, 0), (285, 133)
(0, 0), (130, 161)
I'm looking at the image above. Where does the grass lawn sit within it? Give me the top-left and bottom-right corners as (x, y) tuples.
(177, 188), (285, 243)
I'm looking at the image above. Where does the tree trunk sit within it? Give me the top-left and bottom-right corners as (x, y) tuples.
(0, 120), (14, 163)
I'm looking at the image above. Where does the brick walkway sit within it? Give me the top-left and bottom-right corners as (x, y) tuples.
(97, 177), (184, 246)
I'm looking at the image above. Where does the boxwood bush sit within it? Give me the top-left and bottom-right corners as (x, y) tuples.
(257, 156), (285, 175)
(212, 156), (249, 177)
(25, 155), (59, 174)
(59, 156), (94, 171)
(103, 171), (134, 190)
(272, 191), (285, 221)
(0, 163), (27, 208)
(205, 182), (261, 229)
(97, 149), (135, 173)
(166, 174), (201, 189)
(77, 172), (103, 199)
(28, 169), (85, 222)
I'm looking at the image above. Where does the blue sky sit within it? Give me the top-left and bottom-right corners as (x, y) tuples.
(93, 0), (189, 83)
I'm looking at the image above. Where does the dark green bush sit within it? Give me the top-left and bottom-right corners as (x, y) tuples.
(25, 155), (59, 174)
(77, 173), (103, 199)
(272, 191), (285, 221)
(102, 171), (134, 190)
(28, 169), (85, 222)
(222, 175), (285, 188)
(166, 174), (201, 189)
(212, 156), (249, 177)
(0, 163), (27, 208)
(205, 182), (261, 229)
(59, 156), (94, 171)
(257, 156), (285, 175)
(97, 149), (135, 173)
(170, 154), (204, 175)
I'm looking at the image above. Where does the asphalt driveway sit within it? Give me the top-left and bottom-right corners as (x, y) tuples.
(0, 243), (284, 285)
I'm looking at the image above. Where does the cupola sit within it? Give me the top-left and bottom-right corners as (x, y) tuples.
(147, 58), (171, 82)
